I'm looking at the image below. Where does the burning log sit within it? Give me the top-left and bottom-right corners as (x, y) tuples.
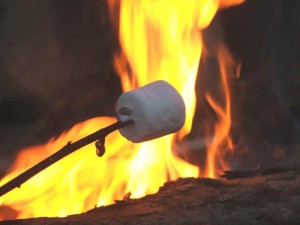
(1, 169), (299, 225)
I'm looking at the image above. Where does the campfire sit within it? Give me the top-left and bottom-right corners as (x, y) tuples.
(0, 0), (299, 223)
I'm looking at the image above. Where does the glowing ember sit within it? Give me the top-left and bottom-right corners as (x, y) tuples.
(0, 0), (243, 220)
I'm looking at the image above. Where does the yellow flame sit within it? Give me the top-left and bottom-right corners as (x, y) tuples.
(0, 0), (243, 220)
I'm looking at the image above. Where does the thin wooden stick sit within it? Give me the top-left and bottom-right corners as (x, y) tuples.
(0, 120), (128, 197)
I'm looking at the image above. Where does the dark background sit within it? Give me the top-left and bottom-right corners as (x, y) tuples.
(0, 0), (299, 173)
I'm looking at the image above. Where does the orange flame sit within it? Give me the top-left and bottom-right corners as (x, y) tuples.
(203, 46), (237, 178)
(0, 0), (243, 220)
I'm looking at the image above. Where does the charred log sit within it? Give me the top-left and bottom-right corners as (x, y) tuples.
(1, 170), (299, 225)
(222, 167), (300, 179)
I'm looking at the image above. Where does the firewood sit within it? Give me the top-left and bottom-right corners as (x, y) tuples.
(222, 167), (300, 179)
(1, 169), (299, 225)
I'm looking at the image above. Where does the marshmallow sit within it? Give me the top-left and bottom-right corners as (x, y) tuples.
(116, 80), (185, 143)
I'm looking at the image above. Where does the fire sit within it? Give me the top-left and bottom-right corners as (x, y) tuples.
(204, 46), (237, 178)
(0, 0), (243, 220)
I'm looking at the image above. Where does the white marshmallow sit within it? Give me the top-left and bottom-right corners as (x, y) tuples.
(116, 80), (185, 143)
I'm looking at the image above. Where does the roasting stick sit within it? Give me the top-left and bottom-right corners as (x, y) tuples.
(0, 120), (130, 197)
